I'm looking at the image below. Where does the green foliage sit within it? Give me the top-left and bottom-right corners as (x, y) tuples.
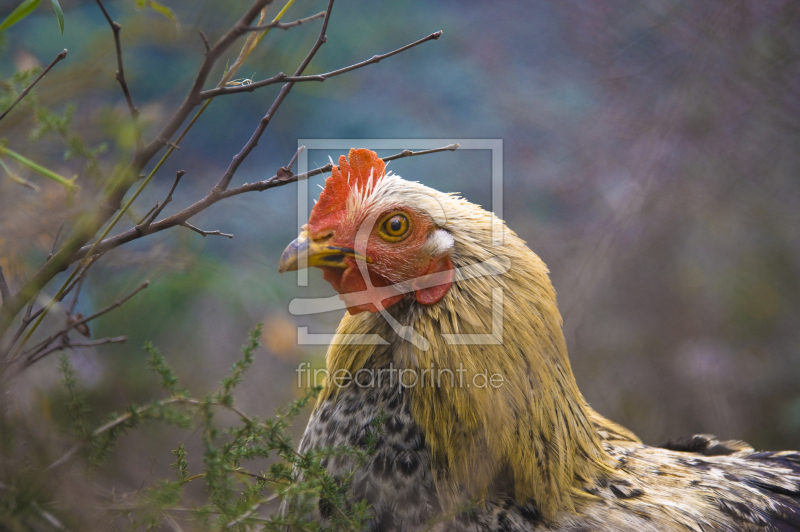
(145, 341), (185, 397)
(0, 68), (38, 111)
(0, 0), (64, 34)
(58, 353), (90, 438)
(0, 0), (42, 33)
(29, 103), (108, 179)
(50, 325), (380, 530)
(49, 0), (63, 34)
(135, 0), (179, 28)
(0, 68), (107, 191)
(214, 324), (261, 408)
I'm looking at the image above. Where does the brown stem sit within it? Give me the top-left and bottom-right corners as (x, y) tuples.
(0, 49), (67, 122)
(0, 0), (273, 339)
(212, 0), (337, 194)
(181, 222), (233, 239)
(243, 11), (326, 32)
(95, 0), (143, 151)
(0, 2), (444, 344)
(24, 336), (127, 369)
(200, 30), (443, 100)
(0, 267), (9, 308)
(68, 145), (459, 260)
(14, 281), (149, 366)
(140, 170), (185, 232)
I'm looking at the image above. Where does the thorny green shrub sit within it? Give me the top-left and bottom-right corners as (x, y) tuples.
(51, 324), (386, 531)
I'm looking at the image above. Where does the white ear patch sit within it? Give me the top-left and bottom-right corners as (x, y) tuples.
(422, 229), (455, 257)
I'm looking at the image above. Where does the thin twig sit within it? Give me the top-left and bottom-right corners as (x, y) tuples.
(274, 145), (305, 181)
(286, 145), (304, 170)
(49, 222), (65, 260)
(25, 336), (127, 368)
(95, 0), (143, 151)
(199, 30), (210, 54)
(0, 0), (443, 341)
(0, 49), (67, 122)
(243, 11), (325, 32)
(20, 222), (65, 318)
(383, 143), (460, 162)
(62, 253), (104, 303)
(0, 0), (275, 340)
(54, 281), (148, 341)
(181, 222), (233, 239)
(16, 281), (148, 365)
(0, 267), (9, 307)
(212, 0), (337, 194)
(0, 250), (100, 361)
(201, 30), (443, 100)
(69, 145), (459, 260)
(67, 275), (85, 315)
(142, 170), (185, 231)
(136, 203), (159, 226)
(136, 0), (275, 162)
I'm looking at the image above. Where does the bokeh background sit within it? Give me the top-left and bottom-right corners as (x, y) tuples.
(1, 0), (799, 525)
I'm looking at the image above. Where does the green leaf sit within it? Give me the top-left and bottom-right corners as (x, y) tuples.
(0, 146), (79, 192)
(0, 0), (42, 32)
(137, 0), (179, 28)
(49, 0), (63, 34)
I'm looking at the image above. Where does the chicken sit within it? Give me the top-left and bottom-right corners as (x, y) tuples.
(278, 149), (800, 531)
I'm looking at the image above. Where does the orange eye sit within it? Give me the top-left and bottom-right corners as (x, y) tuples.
(379, 213), (410, 241)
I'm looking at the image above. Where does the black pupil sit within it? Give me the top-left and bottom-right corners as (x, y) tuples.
(390, 218), (403, 232)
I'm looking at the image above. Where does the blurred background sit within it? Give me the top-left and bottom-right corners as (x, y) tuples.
(1, 0), (799, 526)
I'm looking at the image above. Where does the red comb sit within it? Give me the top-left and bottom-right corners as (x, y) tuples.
(308, 149), (386, 231)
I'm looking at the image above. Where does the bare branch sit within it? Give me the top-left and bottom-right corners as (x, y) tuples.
(0, 0), (444, 343)
(138, 0), (275, 162)
(49, 222), (65, 260)
(243, 11), (325, 32)
(67, 276), (85, 316)
(0, 267), (9, 307)
(16, 281), (148, 365)
(181, 222), (233, 239)
(20, 222), (65, 319)
(62, 253), (104, 304)
(68, 145), (459, 260)
(0, 248), (109, 361)
(0, 49), (67, 122)
(275, 145), (305, 182)
(136, 203), (159, 226)
(200, 30), (443, 100)
(25, 336), (127, 368)
(63, 281), (148, 336)
(143, 170), (185, 230)
(211, 0), (337, 194)
(383, 143), (460, 162)
(199, 30), (211, 54)
(286, 145), (304, 170)
(0, 0), (274, 338)
(95, 0), (143, 151)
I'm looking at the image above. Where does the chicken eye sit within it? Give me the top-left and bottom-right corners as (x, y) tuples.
(379, 214), (410, 241)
